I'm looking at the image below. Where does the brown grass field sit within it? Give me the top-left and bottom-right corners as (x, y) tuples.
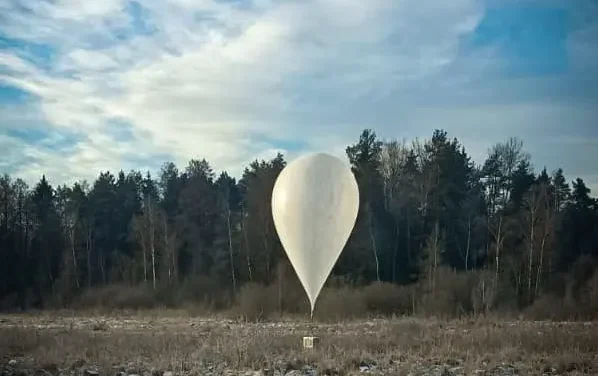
(1, 311), (597, 376)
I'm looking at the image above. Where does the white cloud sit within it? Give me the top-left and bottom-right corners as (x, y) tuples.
(48, 0), (126, 19)
(0, 0), (128, 49)
(0, 0), (596, 193)
(61, 49), (120, 71)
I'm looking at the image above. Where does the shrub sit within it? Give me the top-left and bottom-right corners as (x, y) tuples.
(313, 286), (367, 322)
(275, 263), (310, 314)
(0, 293), (18, 312)
(544, 272), (569, 299)
(470, 270), (497, 315)
(152, 282), (180, 308)
(235, 282), (277, 321)
(575, 269), (598, 319)
(569, 255), (597, 301)
(361, 282), (414, 316)
(525, 271), (598, 321)
(75, 284), (156, 310)
(175, 275), (232, 310)
(524, 294), (573, 321)
(418, 267), (476, 318)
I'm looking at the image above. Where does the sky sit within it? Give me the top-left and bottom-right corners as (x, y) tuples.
(1, 0), (597, 193)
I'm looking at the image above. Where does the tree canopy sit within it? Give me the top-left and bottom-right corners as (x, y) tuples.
(1, 129), (597, 312)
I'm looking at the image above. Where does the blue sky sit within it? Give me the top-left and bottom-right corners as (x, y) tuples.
(0, 0), (597, 193)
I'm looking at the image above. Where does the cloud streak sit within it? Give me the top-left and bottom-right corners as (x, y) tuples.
(0, 0), (597, 193)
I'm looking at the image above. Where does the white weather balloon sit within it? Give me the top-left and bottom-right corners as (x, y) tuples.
(271, 152), (359, 316)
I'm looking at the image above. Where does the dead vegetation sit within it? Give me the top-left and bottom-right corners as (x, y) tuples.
(54, 266), (598, 324)
(3, 270), (597, 374)
(1, 314), (597, 375)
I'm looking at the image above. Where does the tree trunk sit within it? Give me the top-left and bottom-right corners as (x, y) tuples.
(226, 207), (236, 293)
(71, 227), (79, 289)
(465, 216), (471, 271)
(164, 217), (171, 283)
(515, 261), (522, 299)
(494, 216), (503, 289)
(432, 222), (439, 293)
(163, 218), (177, 284)
(262, 233), (271, 282)
(535, 233), (546, 299)
(535, 202), (551, 299)
(170, 226), (178, 283)
(142, 242), (147, 283)
(99, 251), (106, 285)
(149, 199), (156, 290)
(368, 204), (380, 282)
(86, 226), (92, 288)
(241, 205), (253, 282)
(392, 217), (399, 283)
(16, 196), (24, 309)
(527, 204), (535, 303)
(407, 214), (412, 265)
(141, 219), (147, 283)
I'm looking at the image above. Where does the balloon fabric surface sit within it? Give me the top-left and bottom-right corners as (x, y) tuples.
(271, 153), (359, 317)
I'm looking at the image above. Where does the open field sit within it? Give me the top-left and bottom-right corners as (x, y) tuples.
(1, 312), (597, 376)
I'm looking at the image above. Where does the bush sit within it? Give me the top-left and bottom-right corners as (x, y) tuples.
(275, 263), (310, 314)
(0, 293), (19, 312)
(279, 283), (310, 315)
(75, 284), (156, 310)
(418, 267), (475, 318)
(525, 271), (598, 321)
(152, 282), (180, 308)
(175, 276), (232, 310)
(361, 282), (414, 316)
(470, 270), (497, 315)
(544, 272), (569, 299)
(569, 255), (597, 301)
(575, 268), (598, 318)
(313, 286), (367, 322)
(231, 280), (416, 322)
(235, 282), (277, 321)
(524, 294), (574, 321)
(64, 262), (598, 321)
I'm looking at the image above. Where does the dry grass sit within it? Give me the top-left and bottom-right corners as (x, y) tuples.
(1, 313), (597, 375)
(61, 267), (598, 325)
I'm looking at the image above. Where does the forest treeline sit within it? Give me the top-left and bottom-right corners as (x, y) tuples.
(1, 129), (597, 319)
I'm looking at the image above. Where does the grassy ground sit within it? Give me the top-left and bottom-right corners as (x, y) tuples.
(1, 312), (597, 375)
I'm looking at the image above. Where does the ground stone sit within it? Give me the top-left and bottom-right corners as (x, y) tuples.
(244, 372), (264, 376)
(283, 367), (316, 376)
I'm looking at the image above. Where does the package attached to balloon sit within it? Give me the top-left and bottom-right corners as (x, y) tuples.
(271, 153), (359, 317)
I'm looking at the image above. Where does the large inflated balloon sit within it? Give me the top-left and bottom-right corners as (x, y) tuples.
(271, 153), (359, 316)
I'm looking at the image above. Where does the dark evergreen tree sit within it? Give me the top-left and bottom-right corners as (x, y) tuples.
(0, 129), (597, 313)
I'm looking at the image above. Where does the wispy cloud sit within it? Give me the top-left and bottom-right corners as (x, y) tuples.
(0, 0), (597, 192)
